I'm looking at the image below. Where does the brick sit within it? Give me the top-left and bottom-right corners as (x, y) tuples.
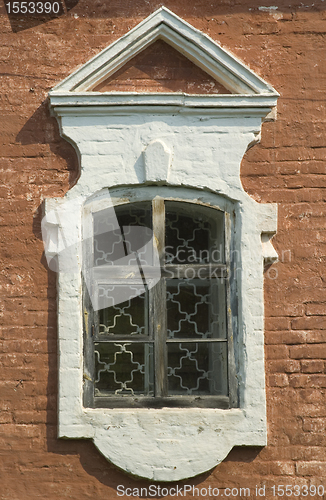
(293, 404), (326, 418)
(296, 461), (326, 477)
(306, 303), (326, 316)
(289, 344), (326, 359)
(301, 360), (325, 373)
(255, 460), (295, 476)
(291, 316), (326, 330)
(0, 326), (54, 340)
(290, 446), (326, 461)
(306, 331), (326, 343)
(302, 417), (326, 433)
(275, 147), (315, 162)
(265, 317), (291, 331)
(290, 432), (326, 446)
(296, 389), (326, 404)
(0, 412), (13, 424)
(265, 345), (289, 360)
(266, 303), (304, 317)
(267, 360), (301, 373)
(265, 331), (306, 345)
(289, 374), (326, 388)
(282, 203), (325, 219)
(0, 310), (54, 328)
(12, 411), (47, 425)
(268, 461), (296, 476)
(268, 374), (289, 387)
(0, 340), (55, 354)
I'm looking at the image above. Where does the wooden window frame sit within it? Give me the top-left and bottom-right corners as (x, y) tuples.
(83, 195), (238, 409)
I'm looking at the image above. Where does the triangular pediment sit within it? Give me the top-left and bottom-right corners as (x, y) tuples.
(92, 40), (231, 95)
(51, 7), (278, 96)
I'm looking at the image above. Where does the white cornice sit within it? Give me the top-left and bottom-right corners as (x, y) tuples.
(49, 93), (278, 121)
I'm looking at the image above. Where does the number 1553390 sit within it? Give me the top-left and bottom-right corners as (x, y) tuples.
(6, 2), (61, 14)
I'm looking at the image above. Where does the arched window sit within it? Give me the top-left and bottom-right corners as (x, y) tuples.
(83, 192), (237, 409)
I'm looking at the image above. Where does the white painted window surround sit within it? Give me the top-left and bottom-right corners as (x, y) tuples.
(44, 8), (279, 481)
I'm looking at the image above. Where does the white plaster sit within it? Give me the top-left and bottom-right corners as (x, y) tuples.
(44, 9), (279, 482)
(258, 5), (279, 10)
(262, 232), (279, 263)
(143, 139), (172, 183)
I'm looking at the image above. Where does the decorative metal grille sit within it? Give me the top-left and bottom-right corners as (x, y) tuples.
(84, 198), (233, 407)
(165, 202), (224, 264)
(166, 279), (226, 340)
(167, 342), (228, 395)
(94, 202), (152, 266)
(97, 285), (147, 336)
(95, 342), (154, 396)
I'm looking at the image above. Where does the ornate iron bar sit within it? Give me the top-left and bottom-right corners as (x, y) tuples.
(85, 198), (233, 406)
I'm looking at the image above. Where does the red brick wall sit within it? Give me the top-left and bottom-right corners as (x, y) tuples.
(1, 0), (326, 498)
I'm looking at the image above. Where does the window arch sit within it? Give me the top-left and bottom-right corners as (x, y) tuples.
(82, 188), (238, 409)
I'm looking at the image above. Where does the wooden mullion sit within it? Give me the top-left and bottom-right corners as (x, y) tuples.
(83, 278), (96, 408)
(166, 338), (227, 343)
(82, 208), (96, 408)
(95, 336), (153, 343)
(152, 197), (167, 397)
(92, 265), (143, 280)
(152, 197), (166, 266)
(225, 211), (238, 407)
(152, 281), (167, 397)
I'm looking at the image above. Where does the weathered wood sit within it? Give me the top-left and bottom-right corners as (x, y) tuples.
(152, 196), (165, 266)
(86, 197), (237, 408)
(82, 208), (97, 408)
(82, 276), (96, 408)
(94, 336), (152, 342)
(166, 338), (227, 343)
(225, 211), (238, 408)
(152, 280), (168, 397)
(94, 395), (230, 409)
(151, 197), (168, 397)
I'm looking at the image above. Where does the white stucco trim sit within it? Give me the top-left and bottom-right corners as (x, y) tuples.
(44, 9), (279, 481)
(49, 93), (278, 112)
(46, 183), (276, 482)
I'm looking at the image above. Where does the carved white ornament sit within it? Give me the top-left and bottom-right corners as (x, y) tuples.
(143, 139), (172, 183)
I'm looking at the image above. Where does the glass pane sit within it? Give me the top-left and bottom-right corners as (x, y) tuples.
(93, 202), (152, 266)
(167, 279), (226, 339)
(165, 202), (224, 264)
(94, 342), (154, 396)
(167, 342), (228, 396)
(97, 284), (147, 336)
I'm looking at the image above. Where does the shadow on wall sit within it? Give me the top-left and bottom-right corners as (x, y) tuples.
(79, 447), (262, 489)
(3, 0), (79, 32)
(16, 99), (80, 189)
(3, 0), (326, 33)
